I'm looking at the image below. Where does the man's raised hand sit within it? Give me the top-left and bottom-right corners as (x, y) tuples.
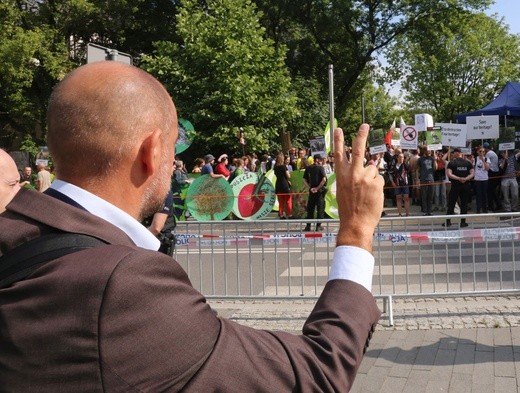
(334, 124), (384, 252)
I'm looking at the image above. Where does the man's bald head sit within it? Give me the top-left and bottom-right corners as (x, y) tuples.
(0, 150), (21, 213)
(47, 62), (177, 181)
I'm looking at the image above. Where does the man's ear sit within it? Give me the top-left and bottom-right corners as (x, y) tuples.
(140, 129), (162, 177)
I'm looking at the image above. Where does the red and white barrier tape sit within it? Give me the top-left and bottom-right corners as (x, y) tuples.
(174, 226), (520, 247)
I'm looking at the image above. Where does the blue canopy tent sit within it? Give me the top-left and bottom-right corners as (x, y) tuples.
(456, 82), (520, 124)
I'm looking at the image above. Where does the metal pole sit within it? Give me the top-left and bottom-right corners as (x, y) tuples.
(328, 65), (335, 153)
(362, 95), (365, 123)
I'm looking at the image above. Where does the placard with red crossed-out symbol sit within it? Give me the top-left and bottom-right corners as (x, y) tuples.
(400, 126), (418, 149)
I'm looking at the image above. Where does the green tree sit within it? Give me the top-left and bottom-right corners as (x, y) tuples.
(253, 0), (491, 135)
(343, 81), (404, 144)
(0, 0), (180, 149)
(0, 1), (72, 148)
(287, 76), (329, 148)
(141, 0), (297, 157)
(383, 11), (520, 122)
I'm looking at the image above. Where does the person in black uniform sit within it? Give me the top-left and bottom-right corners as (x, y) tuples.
(443, 148), (474, 228)
(144, 190), (177, 255)
(303, 154), (327, 231)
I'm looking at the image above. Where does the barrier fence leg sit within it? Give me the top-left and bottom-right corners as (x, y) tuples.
(387, 295), (394, 326)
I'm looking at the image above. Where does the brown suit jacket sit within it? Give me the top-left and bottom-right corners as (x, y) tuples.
(0, 189), (381, 392)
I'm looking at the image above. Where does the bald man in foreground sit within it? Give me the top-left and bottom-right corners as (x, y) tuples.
(0, 62), (383, 392)
(0, 149), (21, 212)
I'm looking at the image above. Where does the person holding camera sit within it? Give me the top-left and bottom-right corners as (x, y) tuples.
(1, 62), (383, 392)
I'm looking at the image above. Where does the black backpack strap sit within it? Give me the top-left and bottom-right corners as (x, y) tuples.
(0, 233), (107, 288)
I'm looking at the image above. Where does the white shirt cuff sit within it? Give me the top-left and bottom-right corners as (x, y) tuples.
(328, 246), (375, 292)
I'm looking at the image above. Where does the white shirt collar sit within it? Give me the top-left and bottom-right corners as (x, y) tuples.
(50, 179), (160, 251)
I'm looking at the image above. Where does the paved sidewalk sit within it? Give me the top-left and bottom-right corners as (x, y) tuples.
(209, 295), (520, 392)
(354, 326), (520, 393)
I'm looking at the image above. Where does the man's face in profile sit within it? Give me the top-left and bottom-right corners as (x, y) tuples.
(139, 105), (178, 221)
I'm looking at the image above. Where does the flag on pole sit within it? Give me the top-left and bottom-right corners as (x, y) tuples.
(400, 117), (406, 132)
(384, 118), (396, 146)
(324, 118), (338, 154)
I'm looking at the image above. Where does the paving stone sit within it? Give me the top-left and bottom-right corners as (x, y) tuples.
(471, 384), (494, 393)
(380, 376), (407, 393)
(362, 365), (390, 392)
(494, 346), (516, 378)
(448, 373), (472, 393)
(402, 369), (430, 393)
(495, 376), (518, 393)
(453, 343), (475, 375)
(473, 350), (495, 388)
(494, 326), (513, 346)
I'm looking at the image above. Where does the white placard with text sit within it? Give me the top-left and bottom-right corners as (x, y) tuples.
(437, 123), (467, 147)
(499, 142), (515, 151)
(466, 115), (499, 140)
(369, 145), (387, 155)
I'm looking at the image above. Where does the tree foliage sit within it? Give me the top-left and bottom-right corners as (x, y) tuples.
(1, 0), (511, 155)
(383, 11), (520, 122)
(253, 0), (492, 137)
(286, 76), (329, 148)
(0, 0), (179, 148)
(0, 1), (72, 147)
(141, 0), (297, 157)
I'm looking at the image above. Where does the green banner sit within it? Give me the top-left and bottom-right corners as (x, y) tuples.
(324, 173), (338, 219)
(185, 175), (233, 221)
(230, 172), (276, 220)
(176, 118), (196, 154)
(180, 171), (339, 221)
(290, 170), (308, 219)
(265, 169), (279, 211)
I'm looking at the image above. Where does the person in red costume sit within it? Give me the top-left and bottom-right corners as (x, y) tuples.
(214, 154), (230, 180)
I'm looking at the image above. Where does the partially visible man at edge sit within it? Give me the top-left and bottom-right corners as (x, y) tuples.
(0, 149), (21, 213)
(0, 62), (383, 392)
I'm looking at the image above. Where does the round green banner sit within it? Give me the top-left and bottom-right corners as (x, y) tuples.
(176, 118), (196, 154)
(185, 175), (233, 221)
(230, 172), (276, 220)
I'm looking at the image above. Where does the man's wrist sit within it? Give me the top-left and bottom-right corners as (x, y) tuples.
(336, 227), (373, 254)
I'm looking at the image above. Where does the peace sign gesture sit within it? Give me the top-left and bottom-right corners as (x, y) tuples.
(334, 124), (384, 253)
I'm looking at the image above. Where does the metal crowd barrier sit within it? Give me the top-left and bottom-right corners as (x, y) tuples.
(172, 212), (520, 325)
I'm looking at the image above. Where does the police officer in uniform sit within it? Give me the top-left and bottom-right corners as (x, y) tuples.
(443, 148), (474, 228)
(144, 190), (177, 255)
(303, 154), (327, 231)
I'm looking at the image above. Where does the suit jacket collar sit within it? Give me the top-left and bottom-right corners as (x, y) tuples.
(44, 188), (87, 211)
(2, 188), (135, 251)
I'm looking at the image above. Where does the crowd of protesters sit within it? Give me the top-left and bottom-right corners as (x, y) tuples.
(182, 141), (520, 222)
(370, 143), (520, 221)
(4, 140), (519, 227)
